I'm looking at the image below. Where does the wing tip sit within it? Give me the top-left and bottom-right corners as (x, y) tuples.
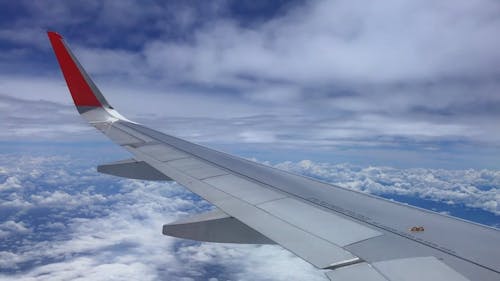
(47, 31), (63, 40)
(47, 30), (104, 108)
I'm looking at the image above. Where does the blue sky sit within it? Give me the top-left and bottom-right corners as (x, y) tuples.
(0, 1), (499, 280)
(1, 0), (500, 168)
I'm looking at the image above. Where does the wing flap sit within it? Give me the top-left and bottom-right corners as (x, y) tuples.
(326, 257), (471, 281)
(326, 262), (388, 281)
(163, 208), (275, 244)
(373, 257), (470, 281)
(97, 158), (172, 181)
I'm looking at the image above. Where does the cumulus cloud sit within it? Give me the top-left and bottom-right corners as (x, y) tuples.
(0, 154), (325, 280)
(0, 153), (498, 280)
(141, 1), (500, 85)
(0, 220), (31, 238)
(274, 160), (500, 215)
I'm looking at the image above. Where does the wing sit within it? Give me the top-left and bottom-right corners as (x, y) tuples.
(47, 31), (500, 281)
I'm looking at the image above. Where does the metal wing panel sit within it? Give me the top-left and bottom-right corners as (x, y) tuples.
(120, 121), (500, 274)
(135, 143), (190, 162)
(167, 157), (229, 180)
(257, 198), (382, 247)
(117, 121), (499, 280)
(343, 230), (499, 281)
(129, 147), (358, 269)
(215, 197), (357, 269)
(326, 257), (480, 281)
(373, 257), (471, 281)
(112, 122), (155, 142)
(104, 125), (144, 145)
(97, 158), (172, 180)
(326, 263), (388, 281)
(203, 174), (287, 205)
(163, 209), (275, 244)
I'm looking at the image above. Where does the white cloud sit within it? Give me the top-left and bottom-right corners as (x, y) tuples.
(0, 154), (324, 280)
(2, 0), (500, 155)
(129, 0), (500, 85)
(0, 176), (22, 191)
(2, 0), (500, 276)
(274, 160), (500, 215)
(0, 154), (498, 280)
(0, 221), (31, 238)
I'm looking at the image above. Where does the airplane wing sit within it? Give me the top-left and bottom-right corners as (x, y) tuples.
(47, 31), (500, 281)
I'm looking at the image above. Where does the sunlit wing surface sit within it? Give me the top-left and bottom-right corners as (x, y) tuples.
(47, 32), (500, 281)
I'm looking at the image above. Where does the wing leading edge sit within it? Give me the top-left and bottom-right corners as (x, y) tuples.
(47, 32), (500, 281)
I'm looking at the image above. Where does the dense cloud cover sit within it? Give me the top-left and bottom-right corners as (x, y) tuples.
(0, 0), (499, 168)
(274, 160), (500, 216)
(0, 154), (498, 280)
(0, 155), (325, 281)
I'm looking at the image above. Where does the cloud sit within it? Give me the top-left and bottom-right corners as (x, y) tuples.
(2, 0), (500, 168)
(0, 153), (498, 280)
(0, 221), (31, 238)
(0, 154), (325, 280)
(274, 160), (500, 215)
(128, 0), (500, 88)
(1, 2), (499, 276)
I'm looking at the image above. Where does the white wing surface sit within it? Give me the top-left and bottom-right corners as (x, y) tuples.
(47, 31), (500, 281)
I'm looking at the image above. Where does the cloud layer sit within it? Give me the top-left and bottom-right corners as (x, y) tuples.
(273, 160), (500, 215)
(0, 154), (325, 281)
(0, 153), (498, 280)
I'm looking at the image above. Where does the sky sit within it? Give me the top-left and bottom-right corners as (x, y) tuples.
(0, 1), (499, 280)
(0, 0), (499, 168)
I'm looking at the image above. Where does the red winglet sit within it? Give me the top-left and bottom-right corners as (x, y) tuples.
(47, 31), (102, 107)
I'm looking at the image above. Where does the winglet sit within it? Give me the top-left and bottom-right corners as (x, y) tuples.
(47, 31), (110, 109)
